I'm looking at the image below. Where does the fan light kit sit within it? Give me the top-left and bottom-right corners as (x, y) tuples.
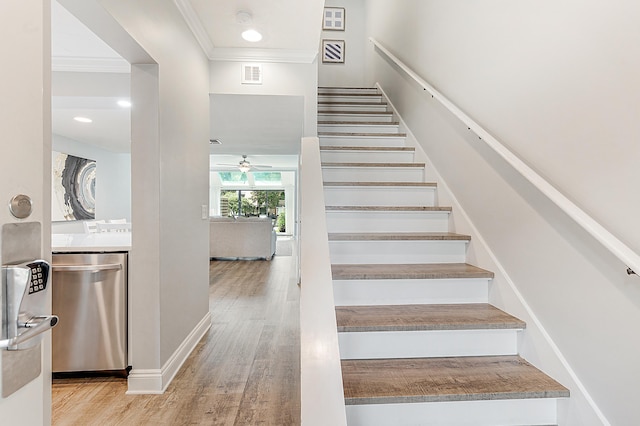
(216, 155), (272, 173)
(238, 155), (252, 173)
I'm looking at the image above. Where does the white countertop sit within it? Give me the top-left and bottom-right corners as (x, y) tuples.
(52, 233), (131, 252)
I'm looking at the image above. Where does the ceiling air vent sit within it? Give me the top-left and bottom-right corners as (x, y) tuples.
(242, 63), (262, 84)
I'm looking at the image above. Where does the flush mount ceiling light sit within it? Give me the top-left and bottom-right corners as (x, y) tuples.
(73, 116), (92, 123)
(236, 10), (262, 42)
(242, 29), (262, 42)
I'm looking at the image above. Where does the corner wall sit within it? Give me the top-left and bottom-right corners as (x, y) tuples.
(318, 0), (367, 87)
(365, 1), (640, 424)
(210, 60), (318, 139)
(60, 0), (212, 392)
(99, 0), (212, 377)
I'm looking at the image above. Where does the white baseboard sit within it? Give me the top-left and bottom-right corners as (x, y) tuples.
(126, 312), (211, 394)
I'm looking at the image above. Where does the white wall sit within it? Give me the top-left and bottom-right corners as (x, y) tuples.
(51, 134), (131, 233)
(318, 0), (367, 87)
(210, 60), (318, 138)
(365, 1), (640, 424)
(0, 0), (51, 423)
(98, 0), (212, 374)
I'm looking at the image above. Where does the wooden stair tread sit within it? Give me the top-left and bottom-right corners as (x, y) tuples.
(317, 111), (393, 115)
(321, 162), (423, 168)
(326, 206), (451, 212)
(318, 93), (381, 97)
(328, 232), (471, 241)
(318, 86), (378, 90)
(331, 263), (494, 280)
(318, 121), (400, 125)
(336, 303), (525, 332)
(318, 101), (387, 105)
(323, 181), (437, 187)
(320, 146), (413, 151)
(341, 355), (569, 405)
(319, 132), (406, 137)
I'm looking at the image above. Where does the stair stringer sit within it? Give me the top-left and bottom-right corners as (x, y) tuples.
(375, 82), (606, 426)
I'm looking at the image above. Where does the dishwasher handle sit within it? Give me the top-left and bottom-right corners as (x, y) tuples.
(52, 263), (122, 273)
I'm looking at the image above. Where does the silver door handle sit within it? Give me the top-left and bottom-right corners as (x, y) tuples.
(0, 315), (59, 350)
(52, 263), (122, 272)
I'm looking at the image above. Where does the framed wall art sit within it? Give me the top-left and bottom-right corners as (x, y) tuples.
(52, 151), (96, 221)
(323, 7), (345, 31)
(322, 39), (345, 63)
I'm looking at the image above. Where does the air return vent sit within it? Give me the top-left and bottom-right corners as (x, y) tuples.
(242, 63), (262, 84)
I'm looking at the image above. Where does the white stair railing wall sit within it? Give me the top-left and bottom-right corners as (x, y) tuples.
(367, 38), (632, 424)
(299, 136), (348, 426)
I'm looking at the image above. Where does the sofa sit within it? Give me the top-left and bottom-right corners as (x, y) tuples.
(209, 216), (277, 260)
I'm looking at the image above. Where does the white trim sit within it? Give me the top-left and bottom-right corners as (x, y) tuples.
(370, 37), (640, 277)
(300, 137), (348, 426)
(52, 56), (130, 73)
(173, 0), (215, 58)
(126, 312), (211, 394)
(210, 47), (318, 64)
(377, 83), (610, 425)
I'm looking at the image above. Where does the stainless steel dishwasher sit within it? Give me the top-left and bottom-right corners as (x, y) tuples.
(51, 252), (127, 373)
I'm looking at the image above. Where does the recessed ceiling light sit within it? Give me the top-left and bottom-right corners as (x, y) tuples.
(74, 116), (92, 123)
(117, 100), (132, 108)
(242, 29), (262, 42)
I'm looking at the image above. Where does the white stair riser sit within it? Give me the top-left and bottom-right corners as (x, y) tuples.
(323, 167), (424, 182)
(324, 187), (436, 207)
(338, 329), (521, 359)
(320, 150), (414, 163)
(320, 136), (406, 147)
(333, 278), (490, 306)
(318, 95), (383, 103)
(318, 103), (389, 112)
(325, 211), (450, 233)
(318, 88), (379, 94)
(329, 240), (468, 264)
(345, 398), (560, 426)
(318, 124), (399, 134)
(318, 113), (395, 123)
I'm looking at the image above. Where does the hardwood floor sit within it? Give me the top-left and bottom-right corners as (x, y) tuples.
(52, 256), (300, 426)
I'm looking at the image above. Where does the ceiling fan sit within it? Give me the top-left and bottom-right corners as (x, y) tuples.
(216, 155), (272, 173)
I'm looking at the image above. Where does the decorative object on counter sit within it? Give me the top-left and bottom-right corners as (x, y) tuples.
(52, 151), (96, 221)
(322, 39), (345, 63)
(323, 7), (345, 31)
(84, 219), (131, 233)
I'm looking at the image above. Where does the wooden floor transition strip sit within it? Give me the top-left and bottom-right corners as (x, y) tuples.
(335, 303), (525, 332)
(331, 263), (494, 280)
(341, 355), (569, 405)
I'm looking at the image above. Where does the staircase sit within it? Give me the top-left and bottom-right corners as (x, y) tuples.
(318, 87), (569, 426)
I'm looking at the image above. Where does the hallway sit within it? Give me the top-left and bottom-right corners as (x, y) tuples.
(52, 254), (300, 425)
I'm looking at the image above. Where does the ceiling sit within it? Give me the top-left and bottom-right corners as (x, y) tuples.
(52, 0), (323, 156)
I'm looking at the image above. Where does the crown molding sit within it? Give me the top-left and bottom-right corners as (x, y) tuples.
(52, 56), (131, 73)
(209, 47), (318, 64)
(174, 0), (215, 58)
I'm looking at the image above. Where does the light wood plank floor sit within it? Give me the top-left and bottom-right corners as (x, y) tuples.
(52, 256), (300, 426)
